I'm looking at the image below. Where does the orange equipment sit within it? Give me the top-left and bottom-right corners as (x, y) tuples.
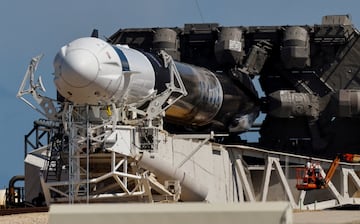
(296, 154), (360, 191)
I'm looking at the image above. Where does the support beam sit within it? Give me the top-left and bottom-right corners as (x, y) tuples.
(235, 159), (255, 202)
(272, 157), (297, 207)
(260, 156), (274, 202)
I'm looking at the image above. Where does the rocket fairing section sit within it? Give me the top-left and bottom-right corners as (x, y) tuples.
(53, 37), (258, 131)
(54, 37), (156, 106)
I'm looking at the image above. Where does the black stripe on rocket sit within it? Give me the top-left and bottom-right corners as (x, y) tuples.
(113, 47), (130, 71)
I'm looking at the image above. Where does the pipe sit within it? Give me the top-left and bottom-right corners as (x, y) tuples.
(138, 151), (208, 201)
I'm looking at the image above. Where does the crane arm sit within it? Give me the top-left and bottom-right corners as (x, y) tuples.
(324, 156), (341, 185)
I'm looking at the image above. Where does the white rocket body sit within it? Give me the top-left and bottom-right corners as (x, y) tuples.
(54, 37), (155, 105)
(53, 37), (257, 131)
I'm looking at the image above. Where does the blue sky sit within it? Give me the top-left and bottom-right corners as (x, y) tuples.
(0, 0), (359, 188)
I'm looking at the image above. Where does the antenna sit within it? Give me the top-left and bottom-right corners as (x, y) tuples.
(194, 0), (204, 22)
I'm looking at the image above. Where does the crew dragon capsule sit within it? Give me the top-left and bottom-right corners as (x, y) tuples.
(54, 37), (258, 132)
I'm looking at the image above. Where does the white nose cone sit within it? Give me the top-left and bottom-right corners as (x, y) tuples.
(61, 49), (99, 88)
(54, 37), (156, 105)
(53, 37), (124, 104)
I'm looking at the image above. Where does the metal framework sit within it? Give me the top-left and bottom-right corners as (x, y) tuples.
(22, 119), (360, 209)
(24, 119), (360, 209)
(38, 102), (179, 204)
(228, 145), (360, 210)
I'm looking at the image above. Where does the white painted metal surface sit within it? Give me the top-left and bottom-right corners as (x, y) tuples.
(53, 37), (156, 105)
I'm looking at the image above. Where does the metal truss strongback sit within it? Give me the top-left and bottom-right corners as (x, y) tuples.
(228, 145), (360, 210)
(37, 104), (180, 205)
(27, 118), (360, 209)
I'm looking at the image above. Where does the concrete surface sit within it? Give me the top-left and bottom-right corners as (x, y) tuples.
(294, 210), (360, 224)
(3, 207), (360, 224)
(49, 202), (292, 224)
